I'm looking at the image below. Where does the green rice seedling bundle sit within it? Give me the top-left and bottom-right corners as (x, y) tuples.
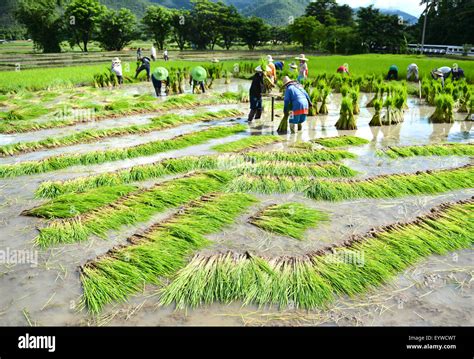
(232, 161), (357, 178)
(457, 90), (471, 113)
(369, 99), (383, 126)
(304, 165), (474, 201)
(430, 94), (455, 123)
(466, 96), (474, 121)
(382, 96), (396, 125)
(244, 149), (356, 163)
(392, 91), (407, 123)
(335, 97), (357, 130)
(81, 191), (257, 313)
(24, 185), (138, 219)
(36, 171), (233, 247)
(212, 135), (281, 153)
(0, 125), (247, 178)
(312, 136), (369, 148)
(35, 156), (226, 198)
(308, 88), (319, 116)
(366, 84), (380, 108)
(381, 143), (474, 158)
(350, 88), (360, 115)
(249, 203), (329, 240)
(340, 84), (350, 97)
(0, 109), (243, 157)
(160, 198), (474, 309)
(318, 85), (331, 115)
(226, 174), (312, 194)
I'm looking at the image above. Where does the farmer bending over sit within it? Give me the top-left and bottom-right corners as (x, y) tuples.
(431, 66), (452, 87)
(190, 66), (207, 94)
(406, 63), (419, 81)
(452, 67), (465, 81)
(386, 65), (398, 81)
(337, 65), (350, 76)
(248, 65), (266, 122)
(111, 57), (123, 85)
(135, 56), (151, 81)
(151, 67), (169, 97)
(282, 76), (312, 133)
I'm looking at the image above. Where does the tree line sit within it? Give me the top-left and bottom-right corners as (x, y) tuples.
(10, 0), (473, 54)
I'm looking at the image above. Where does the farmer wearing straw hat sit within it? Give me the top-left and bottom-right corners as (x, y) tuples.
(267, 55), (277, 83)
(289, 63), (298, 72)
(151, 67), (169, 97)
(190, 66), (207, 94)
(431, 66), (452, 87)
(282, 76), (312, 133)
(248, 65), (267, 122)
(111, 57), (123, 85)
(295, 54), (309, 83)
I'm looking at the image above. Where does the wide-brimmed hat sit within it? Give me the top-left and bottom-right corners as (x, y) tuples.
(211, 58), (219, 63)
(290, 63), (297, 69)
(152, 67), (169, 81)
(295, 54), (308, 61)
(255, 65), (271, 72)
(112, 57), (121, 63)
(267, 55), (274, 62)
(191, 66), (208, 81)
(282, 76), (294, 87)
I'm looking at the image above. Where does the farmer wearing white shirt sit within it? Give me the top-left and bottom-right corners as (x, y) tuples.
(111, 57), (123, 85)
(151, 45), (157, 61)
(407, 63), (419, 82)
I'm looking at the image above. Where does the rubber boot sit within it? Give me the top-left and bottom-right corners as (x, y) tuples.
(248, 109), (257, 122)
(297, 123), (302, 131)
(254, 109), (263, 120)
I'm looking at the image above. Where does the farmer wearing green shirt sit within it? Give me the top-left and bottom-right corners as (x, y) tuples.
(386, 65), (398, 81)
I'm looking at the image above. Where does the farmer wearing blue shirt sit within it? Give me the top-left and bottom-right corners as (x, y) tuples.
(274, 61), (285, 71)
(282, 76), (312, 133)
(386, 65), (398, 80)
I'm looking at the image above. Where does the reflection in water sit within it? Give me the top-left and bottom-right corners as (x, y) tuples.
(430, 122), (454, 142)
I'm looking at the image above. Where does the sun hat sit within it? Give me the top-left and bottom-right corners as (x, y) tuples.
(191, 66), (208, 81)
(295, 54), (308, 61)
(152, 67), (169, 81)
(267, 55), (274, 62)
(112, 57), (121, 63)
(282, 76), (294, 87)
(290, 63), (297, 69)
(211, 58), (219, 63)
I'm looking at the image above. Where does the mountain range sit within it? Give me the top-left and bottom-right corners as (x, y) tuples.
(0, 0), (419, 28)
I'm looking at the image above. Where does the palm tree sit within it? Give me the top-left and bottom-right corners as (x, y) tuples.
(420, 0), (439, 52)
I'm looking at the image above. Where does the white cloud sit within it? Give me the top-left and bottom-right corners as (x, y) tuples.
(337, 0), (425, 17)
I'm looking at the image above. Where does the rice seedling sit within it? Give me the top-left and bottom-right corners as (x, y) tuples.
(36, 171), (233, 247)
(350, 88), (360, 115)
(211, 135), (281, 153)
(335, 97), (357, 130)
(318, 85), (331, 115)
(430, 94), (455, 123)
(232, 161), (358, 178)
(312, 136), (369, 148)
(369, 99), (383, 126)
(308, 88), (319, 116)
(0, 109), (243, 157)
(465, 96), (473, 121)
(160, 198), (474, 310)
(24, 185), (138, 219)
(382, 96), (397, 125)
(250, 203), (329, 240)
(81, 191), (257, 313)
(227, 165), (474, 200)
(381, 143), (474, 158)
(244, 149), (356, 163)
(0, 125), (247, 178)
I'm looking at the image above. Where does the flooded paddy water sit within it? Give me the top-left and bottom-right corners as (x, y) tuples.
(0, 78), (472, 326)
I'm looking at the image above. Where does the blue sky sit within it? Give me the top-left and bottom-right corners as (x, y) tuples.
(337, 0), (425, 17)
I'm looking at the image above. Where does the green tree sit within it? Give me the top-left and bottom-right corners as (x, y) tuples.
(240, 16), (270, 50)
(15, 0), (65, 53)
(142, 5), (171, 50)
(219, 4), (243, 50)
(170, 9), (191, 51)
(189, 0), (222, 50)
(289, 16), (325, 51)
(305, 0), (337, 26)
(65, 0), (106, 52)
(97, 8), (137, 51)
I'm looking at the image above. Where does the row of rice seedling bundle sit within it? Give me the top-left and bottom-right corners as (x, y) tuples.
(36, 171), (233, 247)
(381, 143), (474, 158)
(312, 136), (369, 148)
(226, 165), (474, 200)
(249, 202), (329, 240)
(308, 88), (320, 116)
(81, 191), (257, 313)
(0, 109), (244, 157)
(160, 198), (474, 309)
(243, 149), (356, 163)
(369, 99), (383, 126)
(366, 84), (382, 108)
(211, 135), (281, 153)
(335, 97), (357, 130)
(430, 94), (455, 123)
(304, 164), (474, 201)
(381, 97), (398, 125)
(0, 124), (247, 178)
(24, 185), (138, 219)
(231, 161), (358, 178)
(318, 85), (331, 115)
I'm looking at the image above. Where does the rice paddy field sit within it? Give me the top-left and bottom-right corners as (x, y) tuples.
(0, 52), (473, 327)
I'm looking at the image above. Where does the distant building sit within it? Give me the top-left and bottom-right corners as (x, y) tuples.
(408, 44), (474, 57)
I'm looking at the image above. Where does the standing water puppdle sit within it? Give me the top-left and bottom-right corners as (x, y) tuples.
(283, 76), (312, 133)
(248, 65), (267, 122)
(111, 57), (123, 85)
(135, 56), (151, 81)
